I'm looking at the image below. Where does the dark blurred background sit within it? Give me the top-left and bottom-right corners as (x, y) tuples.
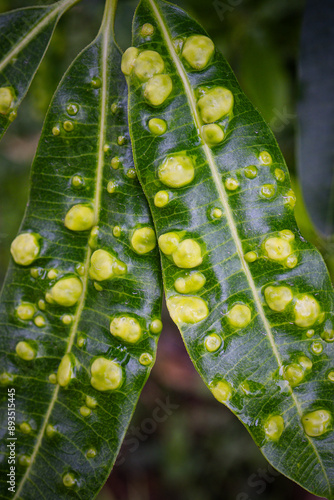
(0, 0), (328, 499)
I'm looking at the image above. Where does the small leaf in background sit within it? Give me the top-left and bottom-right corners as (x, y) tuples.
(298, 0), (334, 239)
(0, 0), (162, 498)
(125, 0), (334, 497)
(0, 0), (80, 142)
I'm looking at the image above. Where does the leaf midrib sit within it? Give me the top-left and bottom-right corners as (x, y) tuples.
(12, 9), (113, 498)
(147, 0), (331, 492)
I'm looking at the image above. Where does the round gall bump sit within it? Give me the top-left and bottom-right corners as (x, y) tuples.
(67, 103), (79, 116)
(259, 151), (272, 165)
(286, 254), (298, 269)
(117, 135), (126, 146)
(80, 406), (91, 417)
(113, 226), (121, 238)
(244, 251), (257, 263)
(63, 120), (74, 132)
(0, 87), (14, 114)
(65, 204), (95, 232)
(225, 177), (239, 191)
(227, 304), (251, 328)
(16, 341), (35, 361)
(62, 314), (72, 325)
(298, 356), (313, 371)
(198, 87), (233, 123)
(57, 354), (73, 387)
(328, 371), (334, 382)
(34, 315), (45, 328)
(131, 227), (156, 254)
(86, 396), (97, 408)
(321, 329), (334, 342)
(294, 294), (320, 327)
(49, 373), (57, 384)
(71, 175), (85, 189)
(284, 189), (297, 209)
(20, 422), (32, 434)
(63, 473), (76, 488)
(86, 448), (97, 459)
(264, 285), (293, 312)
(107, 180), (116, 194)
(311, 341), (323, 355)
(127, 168), (137, 179)
(264, 415), (284, 441)
(275, 168), (285, 181)
(264, 237), (291, 262)
(159, 155), (194, 188)
(19, 455), (31, 467)
(174, 272), (206, 294)
(211, 380), (232, 403)
(158, 232), (181, 255)
(111, 102), (118, 114)
(150, 319), (163, 334)
(204, 333), (221, 352)
(306, 329), (315, 338)
(140, 23), (155, 37)
(244, 166), (258, 179)
(202, 124), (224, 146)
(121, 47), (139, 76)
(16, 303), (35, 320)
(49, 277), (83, 307)
(52, 125), (60, 136)
(111, 156), (120, 169)
(11, 233), (40, 266)
(89, 249), (119, 281)
(0, 372), (14, 385)
(182, 35), (215, 70)
(212, 208), (222, 219)
(283, 363), (304, 387)
(46, 424), (56, 438)
(149, 118), (167, 135)
(47, 269), (58, 280)
(90, 357), (122, 391)
(134, 50), (164, 81)
(139, 353), (153, 366)
(302, 410), (332, 437)
(144, 74), (173, 106)
(172, 239), (203, 269)
(154, 190), (169, 207)
(167, 296), (209, 324)
(91, 77), (102, 88)
(260, 184), (275, 199)
(110, 316), (142, 343)
(279, 230), (295, 241)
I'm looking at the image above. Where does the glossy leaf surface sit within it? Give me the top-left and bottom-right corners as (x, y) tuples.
(0, 0), (79, 141)
(126, 0), (334, 497)
(298, 0), (334, 239)
(0, 2), (162, 498)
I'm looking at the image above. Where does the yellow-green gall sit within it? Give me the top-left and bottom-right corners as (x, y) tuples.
(107, 180), (116, 193)
(150, 319), (163, 334)
(225, 177), (239, 191)
(110, 316), (142, 343)
(294, 294), (320, 327)
(86, 395), (97, 408)
(328, 371), (334, 382)
(202, 124), (224, 145)
(198, 87), (233, 123)
(63, 120), (74, 132)
(86, 448), (97, 459)
(91, 77), (102, 88)
(16, 303), (35, 320)
(204, 333), (222, 352)
(306, 329), (315, 338)
(38, 299), (46, 310)
(154, 190), (169, 207)
(212, 208), (223, 219)
(111, 156), (120, 169)
(244, 251), (257, 263)
(117, 135), (126, 146)
(52, 125), (60, 136)
(134, 50), (164, 81)
(89, 249), (126, 281)
(211, 380), (232, 403)
(67, 103), (79, 116)
(311, 341), (323, 355)
(172, 239), (203, 268)
(182, 35), (215, 70)
(57, 354), (73, 387)
(283, 363), (305, 387)
(63, 473), (76, 488)
(0, 87), (14, 114)
(90, 357), (122, 391)
(264, 415), (284, 441)
(20, 422), (32, 434)
(80, 406), (91, 417)
(34, 315), (45, 328)
(174, 272), (206, 294)
(16, 341), (35, 361)
(11, 233), (40, 266)
(284, 189), (297, 209)
(167, 296), (209, 324)
(321, 330), (334, 342)
(158, 232), (181, 255)
(113, 226), (121, 238)
(49, 373), (57, 384)
(111, 102), (118, 114)
(140, 23), (155, 37)
(144, 74), (173, 106)
(65, 204), (95, 232)
(259, 151), (272, 165)
(260, 184), (275, 199)
(264, 237), (291, 262)
(46, 424), (56, 438)
(139, 353), (153, 366)
(0, 372), (14, 385)
(149, 118), (167, 135)
(121, 47), (139, 76)
(127, 168), (137, 179)
(62, 314), (72, 325)
(275, 168), (285, 181)
(244, 166), (258, 179)
(302, 410), (332, 437)
(298, 356), (313, 371)
(279, 230), (295, 241)
(158, 155), (194, 188)
(48, 277), (82, 307)
(30, 268), (39, 278)
(19, 455), (31, 467)
(264, 285), (293, 312)
(227, 304), (251, 328)
(47, 269), (58, 279)
(286, 254), (298, 269)
(131, 227), (156, 254)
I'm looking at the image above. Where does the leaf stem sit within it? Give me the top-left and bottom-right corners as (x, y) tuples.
(100, 0), (118, 35)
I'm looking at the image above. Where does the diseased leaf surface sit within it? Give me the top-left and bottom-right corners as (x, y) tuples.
(0, 0), (79, 141)
(0, 7), (162, 500)
(126, 0), (334, 497)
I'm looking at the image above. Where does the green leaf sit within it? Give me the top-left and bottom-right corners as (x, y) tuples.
(0, 1), (162, 498)
(0, 0), (80, 141)
(125, 0), (334, 497)
(297, 0), (334, 239)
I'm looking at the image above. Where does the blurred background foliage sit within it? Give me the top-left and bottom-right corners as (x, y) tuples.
(0, 0), (329, 498)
